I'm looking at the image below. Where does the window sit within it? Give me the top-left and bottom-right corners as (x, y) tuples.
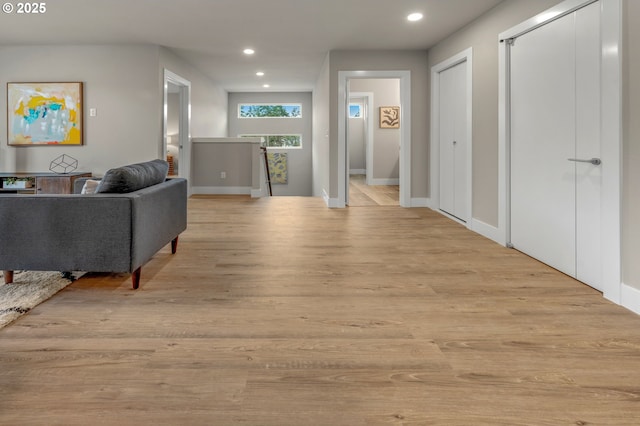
(241, 134), (302, 149)
(239, 103), (302, 118)
(349, 104), (362, 118)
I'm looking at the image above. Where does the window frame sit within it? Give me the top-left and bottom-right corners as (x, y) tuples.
(238, 103), (303, 119)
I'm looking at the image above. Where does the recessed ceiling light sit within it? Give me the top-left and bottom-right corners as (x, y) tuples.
(256, 71), (265, 76)
(263, 84), (270, 88)
(407, 12), (423, 22)
(243, 48), (255, 55)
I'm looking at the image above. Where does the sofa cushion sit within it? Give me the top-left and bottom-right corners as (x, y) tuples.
(96, 160), (169, 194)
(80, 179), (101, 194)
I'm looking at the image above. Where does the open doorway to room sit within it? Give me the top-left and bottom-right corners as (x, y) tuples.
(162, 69), (191, 189)
(346, 80), (400, 207)
(166, 82), (180, 177)
(339, 71), (411, 208)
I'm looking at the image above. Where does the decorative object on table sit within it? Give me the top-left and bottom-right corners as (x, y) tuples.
(7, 82), (84, 146)
(267, 152), (288, 184)
(50, 154), (78, 174)
(2, 176), (34, 189)
(0, 270), (83, 329)
(379, 106), (400, 129)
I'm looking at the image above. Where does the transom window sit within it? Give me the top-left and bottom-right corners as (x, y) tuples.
(239, 103), (302, 118)
(240, 134), (301, 149)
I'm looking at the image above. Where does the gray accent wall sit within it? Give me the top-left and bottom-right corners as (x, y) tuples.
(623, 0), (640, 291)
(228, 92), (313, 196)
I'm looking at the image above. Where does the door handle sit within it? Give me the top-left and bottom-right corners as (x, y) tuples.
(568, 157), (601, 165)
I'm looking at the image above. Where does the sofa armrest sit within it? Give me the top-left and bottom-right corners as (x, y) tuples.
(130, 178), (188, 271)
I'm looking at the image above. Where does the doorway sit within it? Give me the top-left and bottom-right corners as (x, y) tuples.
(338, 71), (411, 208)
(499, 0), (622, 300)
(347, 86), (400, 207)
(162, 69), (191, 192)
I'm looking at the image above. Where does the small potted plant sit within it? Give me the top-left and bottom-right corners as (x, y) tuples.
(2, 177), (35, 189)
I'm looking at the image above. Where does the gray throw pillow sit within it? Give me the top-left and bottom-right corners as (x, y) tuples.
(96, 159), (169, 193)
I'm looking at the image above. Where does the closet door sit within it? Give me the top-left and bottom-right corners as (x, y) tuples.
(510, 2), (602, 290)
(438, 61), (468, 222)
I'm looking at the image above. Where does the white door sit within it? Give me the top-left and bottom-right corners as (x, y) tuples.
(510, 2), (602, 290)
(439, 61), (468, 222)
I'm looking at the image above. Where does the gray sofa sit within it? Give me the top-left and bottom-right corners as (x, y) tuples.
(0, 160), (187, 289)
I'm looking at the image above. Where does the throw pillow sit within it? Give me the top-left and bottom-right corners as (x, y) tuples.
(80, 179), (101, 194)
(96, 159), (169, 193)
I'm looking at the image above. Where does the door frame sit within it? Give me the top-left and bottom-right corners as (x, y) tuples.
(498, 0), (622, 302)
(349, 92), (374, 186)
(430, 48), (473, 226)
(338, 70), (411, 208)
(162, 69), (192, 194)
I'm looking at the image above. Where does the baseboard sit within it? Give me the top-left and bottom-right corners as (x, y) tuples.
(191, 186), (252, 195)
(322, 189), (342, 208)
(350, 169), (366, 175)
(251, 188), (263, 198)
(370, 178), (400, 186)
(470, 218), (504, 245)
(620, 283), (640, 315)
(410, 197), (430, 208)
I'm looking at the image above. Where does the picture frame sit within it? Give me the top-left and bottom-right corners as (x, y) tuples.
(379, 106), (400, 129)
(7, 82), (83, 146)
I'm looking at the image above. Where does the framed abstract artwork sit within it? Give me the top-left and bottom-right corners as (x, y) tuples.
(379, 106), (400, 129)
(7, 82), (83, 146)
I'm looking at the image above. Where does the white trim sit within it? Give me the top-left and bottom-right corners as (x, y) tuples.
(323, 189), (342, 208)
(471, 219), (502, 245)
(430, 48), (474, 227)
(191, 186), (252, 195)
(411, 198), (430, 208)
(163, 69), (192, 196)
(498, 0), (622, 304)
(370, 178), (400, 186)
(349, 169), (366, 175)
(621, 284), (640, 315)
(251, 189), (263, 198)
(338, 70), (411, 208)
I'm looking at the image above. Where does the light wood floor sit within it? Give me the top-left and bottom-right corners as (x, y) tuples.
(2, 196), (640, 425)
(348, 174), (399, 206)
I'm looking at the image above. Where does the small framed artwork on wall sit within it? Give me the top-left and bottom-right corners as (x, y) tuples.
(7, 82), (83, 146)
(379, 106), (400, 129)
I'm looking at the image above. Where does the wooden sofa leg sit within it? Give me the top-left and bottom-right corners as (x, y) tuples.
(3, 270), (14, 284)
(171, 236), (179, 254)
(132, 267), (141, 290)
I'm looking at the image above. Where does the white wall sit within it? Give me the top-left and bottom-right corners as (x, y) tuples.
(313, 53), (331, 199)
(159, 47), (228, 139)
(0, 44), (161, 175)
(0, 44), (229, 178)
(228, 92), (313, 196)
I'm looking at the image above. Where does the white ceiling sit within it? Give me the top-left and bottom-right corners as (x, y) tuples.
(0, 0), (504, 92)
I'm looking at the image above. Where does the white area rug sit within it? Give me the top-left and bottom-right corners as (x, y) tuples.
(0, 271), (80, 329)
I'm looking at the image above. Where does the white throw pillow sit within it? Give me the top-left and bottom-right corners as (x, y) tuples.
(80, 179), (101, 194)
